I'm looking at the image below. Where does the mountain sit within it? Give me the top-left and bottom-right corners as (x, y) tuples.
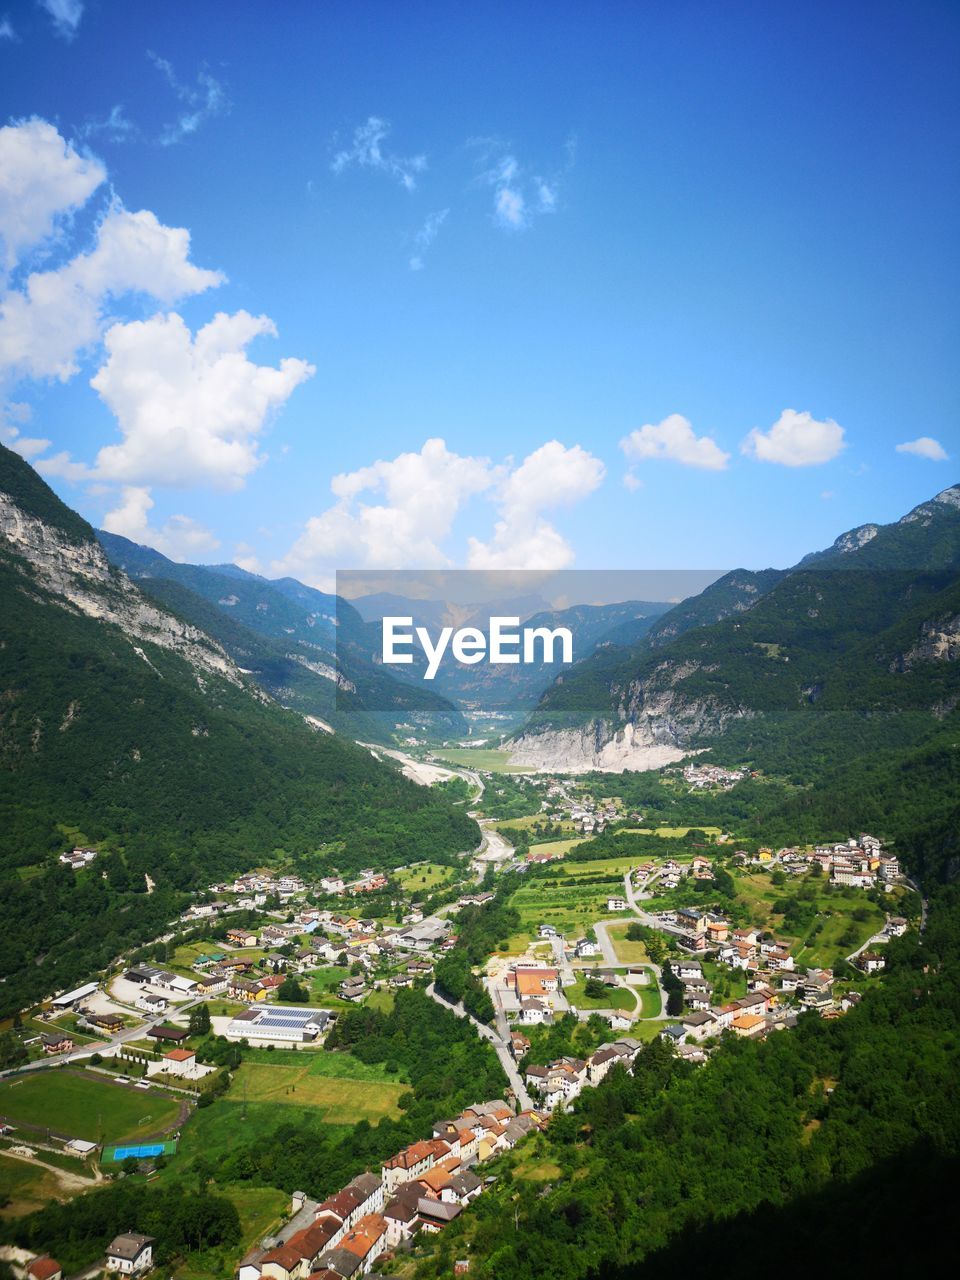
(347, 593), (674, 721)
(513, 485), (960, 773)
(96, 531), (466, 738)
(0, 443), (479, 1015)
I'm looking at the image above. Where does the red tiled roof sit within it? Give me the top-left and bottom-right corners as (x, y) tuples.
(28, 1259), (60, 1280)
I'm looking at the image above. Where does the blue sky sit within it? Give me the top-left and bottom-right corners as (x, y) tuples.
(0, 0), (957, 587)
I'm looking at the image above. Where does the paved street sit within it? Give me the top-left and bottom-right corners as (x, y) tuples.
(425, 982), (533, 1111)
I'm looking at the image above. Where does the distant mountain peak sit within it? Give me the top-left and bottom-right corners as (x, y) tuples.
(899, 483), (960, 524)
(833, 524), (879, 554)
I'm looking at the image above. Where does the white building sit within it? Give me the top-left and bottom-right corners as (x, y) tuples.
(105, 1234), (153, 1274)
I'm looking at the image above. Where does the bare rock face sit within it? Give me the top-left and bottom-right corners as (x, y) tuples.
(510, 656), (756, 772)
(509, 721), (689, 773)
(891, 613), (960, 672)
(0, 489), (244, 686)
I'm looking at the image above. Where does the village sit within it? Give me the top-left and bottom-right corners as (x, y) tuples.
(0, 804), (919, 1280)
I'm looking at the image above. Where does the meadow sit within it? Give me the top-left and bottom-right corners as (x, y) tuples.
(0, 1154), (68, 1219)
(0, 1071), (182, 1144)
(394, 862), (457, 893)
(227, 1050), (407, 1125)
(433, 747), (528, 773)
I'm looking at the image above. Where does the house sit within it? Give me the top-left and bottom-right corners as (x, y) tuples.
(574, 938), (599, 958)
(859, 951), (886, 974)
(40, 1031), (73, 1055)
(339, 976), (367, 1001)
(382, 1139), (439, 1192)
(105, 1233), (154, 1274)
(162, 1048), (197, 1077)
(680, 1011), (718, 1042)
(538, 924), (559, 939)
(226, 928), (258, 947)
(512, 966), (559, 997)
(135, 993), (167, 1014)
(84, 1011), (124, 1034)
(731, 1013), (766, 1038)
(146, 1024), (189, 1044)
(886, 916), (908, 937)
(606, 897), (628, 912)
(27, 1259), (62, 1280)
(509, 1031), (531, 1058)
(675, 959), (703, 982)
(519, 997), (549, 1025)
(196, 972), (228, 996)
(230, 978), (267, 1003)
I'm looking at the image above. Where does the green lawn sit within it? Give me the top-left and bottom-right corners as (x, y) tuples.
(606, 923), (650, 964)
(0, 1070), (182, 1144)
(636, 986), (662, 1018)
(395, 862), (456, 893)
(566, 978), (635, 1012)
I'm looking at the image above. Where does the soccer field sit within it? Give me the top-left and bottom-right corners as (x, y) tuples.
(0, 1071), (181, 1144)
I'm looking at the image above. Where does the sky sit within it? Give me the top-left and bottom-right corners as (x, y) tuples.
(0, 0), (958, 589)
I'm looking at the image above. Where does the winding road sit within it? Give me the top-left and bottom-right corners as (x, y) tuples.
(425, 982), (533, 1111)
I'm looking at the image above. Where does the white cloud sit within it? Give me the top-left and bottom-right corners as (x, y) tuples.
(36, 0), (83, 40)
(276, 439), (493, 582)
(274, 438), (603, 584)
(0, 118), (105, 271)
(149, 53), (229, 146)
(495, 183), (526, 230)
(233, 542), (262, 574)
(741, 409), (845, 467)
(467, 441), (605, 570)
(89, 310), (314, 489)
(79, 104), (137, 144)
(895, 436), (949, 462)
(476, 148), (560, 232)
(331, 116), (426, 191)
(0, 16), (16, 39)
(620, 414), (730, 471)
(0, 204), (224, 380)
(409, 208), (449, 271)
(623, 468), (643, 491)
(102, 485), (221, 560)
(0, 401), (49, 458)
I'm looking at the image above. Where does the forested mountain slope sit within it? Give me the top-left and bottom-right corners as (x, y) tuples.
(516, 486), (960, 775)
(0, 444), (478, 1015)
(97, 530), (465, 737)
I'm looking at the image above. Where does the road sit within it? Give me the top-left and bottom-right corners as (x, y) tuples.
(0, 995), (206, 1083)
(592, 918), (670, 1020)
(425, 982), (533, 1111)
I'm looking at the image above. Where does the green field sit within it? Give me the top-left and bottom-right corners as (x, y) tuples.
(229, 1050), (406, 1124)
(0, 1071), (182, 1144)
(566, 978), (635, 1012)
(395, 862), (457, 893)
(605, 923), (649, 963)
(525, 838), (591, 860)
(434, 748), (528, 773)
(507, 878), (618, 945)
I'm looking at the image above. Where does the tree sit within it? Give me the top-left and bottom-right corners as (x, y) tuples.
(189, 1003), (211, 1036)
(278, 975), (309, 1002)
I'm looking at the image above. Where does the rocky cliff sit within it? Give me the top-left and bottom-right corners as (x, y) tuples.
(1, 488), (244, 688)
